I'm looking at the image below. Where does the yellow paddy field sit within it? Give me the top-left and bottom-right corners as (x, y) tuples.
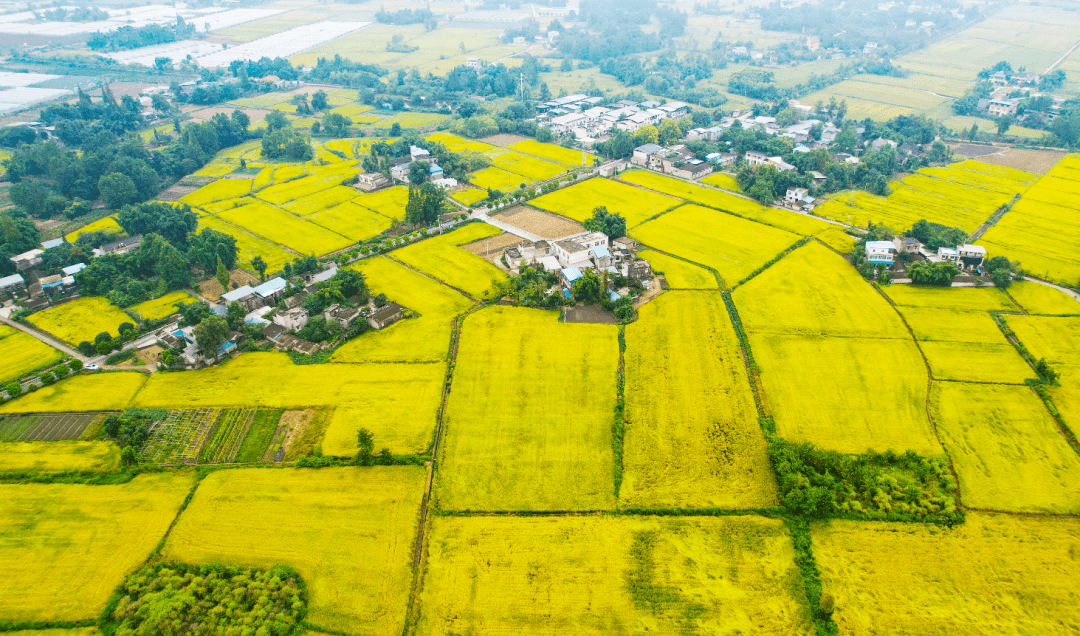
(0, 325), (63, 384)
(217, 199), (353, 256)
(436, 306), (618, 511)
(198, 215), (294, 273)
(390, 223), (505, 299)
(620, 170), (766, 217)
(0, 441), (120, 472)
(1007, 281), (1080, 315)
(531, 177), (681, 228)
(636, 250), (718, 289)
(28, 297), (132, 344)
(0, 473), (193, 622)
(621, 292), (777, 509)
(418, 515), (813, 635)
(812, 513), (1080, 635)
(163, 467), (425, 636)
(0, 373), (147, 413)
(130, 291), (193, 320)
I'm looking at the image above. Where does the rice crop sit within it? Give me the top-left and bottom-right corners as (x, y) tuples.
(509, 139), (592, 167)
(636, 250), (718, 289)
(469, 166), (531, 191)
(531, 177), (681, 228)
(815, 227), (857, 252)
(490, 150), (566, 181)
(899, 307), (1009, 342)
(920, 340), (1034, 384)
(216, 199), (353, 256)
(28, 297), (132, 344)
(621, 292), (777, 508)
(1006, 315), (1080, 432)
(163, 467), (425, 636)
(281, 185), (361, 216)
(932, 382), (1080, 513)
(390, 223), (506, 298)
(620, 170), (766, 217)
(198, 215), (294, 274)
(0, 325), (63, 384)
(258, 167), (358, 205)
(449, 186), (488, 205)
(1007, 281), (1080, 315)
(632, 204), (800, 286)
(372, 112), (449, 129)
(418, 515), (813, 635)
(734, 242), (910, 338)
(64, 215), (120, 242)
(811, 513), (1080, 635)
(883, 284), (1018, 311)
(180, 178), (253, 207)
(0, 473), (193, 622)
(130, 291), (193, 320)
(436, 306), (618, 511)
(701, 172), (742, 191)
(0, 441), (120, 472)
(353, 185), (408, 219)
(305, 200), (393, 241)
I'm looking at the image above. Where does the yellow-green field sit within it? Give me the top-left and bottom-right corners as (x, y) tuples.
(812, 513), (1080, 634)
(531, 178), (681, 228)
(510, 139), (592, 167)
(390, 223), (505, 299)
(632, 204), (799, 286)
(436, 307), (618, 511)
(282, 186), (361, 216)
(490, 150), (565, 181)
(752, 333), (940, 455)
(0, 473), (192, 622)
(198, 215), (294, 273)
(0, 325), (63, 384)
(418, 515), (813, 635)
(899, 307), (1008, 342)
(469, 166), (530, 191)
(1007, 281), (1080, 315)
(305, 200), (393, 242)
(180, 177), (253, 207)
(620, 170), (766, 217)
(621, 292), (777, 508)
(883, 284), (1018, 311)
(1006, 316), (1080, 432)
(353, 185), (408, 219)
(0, 441), (120, 472)
(0, 373), (147, 413)
(64, 215), (120, 242)
(920, 341), (1034, 384)
(734, 242), (909, 338)
(701, 172), (741, 192)
(815, 228), (857, 252)
(130, 291), (193, 320)
(449, 186), (488, 205)
(27, 297), (132, 345)
(932, 383), (1080, 513)
(636, 250), (718, 289)
(163, 467), (425, 636)
(216, 199), (353, 256)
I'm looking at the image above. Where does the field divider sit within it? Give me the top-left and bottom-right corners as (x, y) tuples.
(634, 241), (724, 289)
(732, 237), (811, 289)
(613, 325), (625, 499)
(385, 255), (476, 302)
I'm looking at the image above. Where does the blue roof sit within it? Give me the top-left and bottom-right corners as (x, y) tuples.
(253, 277), (286, 297)
(592, 245), (611, 259)
(561, 266), (583, 282)
(609, 290), (621, 302)
(429, 163), (443, 174)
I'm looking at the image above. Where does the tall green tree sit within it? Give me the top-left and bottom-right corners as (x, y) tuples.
(194, 315), (228, 357)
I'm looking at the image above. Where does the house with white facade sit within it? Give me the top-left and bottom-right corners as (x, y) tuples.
(957, 244), (986, 269)
(865, 241), (895, 265)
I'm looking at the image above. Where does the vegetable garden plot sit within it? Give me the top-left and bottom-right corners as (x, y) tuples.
(198, 408), (258, 464)
(140, 409), (219, 465)
(0, 412), (103, 441)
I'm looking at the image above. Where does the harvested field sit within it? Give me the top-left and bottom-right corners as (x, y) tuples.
(492, 206), (584, 239)
(436, 306), (618, 511)
(0, 412), (103, 441)
(0, 441), (120, 472)
(976, 148), (1068, 174)
(812, 513), (1080, 635)
(163, 467), (425, 636)
(0, 373), (147, 414)
(0, 473), (193, 622)
(418, 515), (813, 635)
(621, 292), (777, 508)
(561, 304), (617, 324)
(637, 250), (718, 289)
(0, 325), (64, 385)
(460, 232), (522, 258)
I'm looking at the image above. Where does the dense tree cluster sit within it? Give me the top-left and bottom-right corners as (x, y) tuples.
(404, 182), (450, 225)
(87, 18), (194, 51)
(583, 206), (627, 238)
(375, 7), (435, 26)
(908, 261), (962, 286)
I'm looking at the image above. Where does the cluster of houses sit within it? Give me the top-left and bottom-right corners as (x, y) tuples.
(976, 71), (1065, 121)
(865, 237), (987, 270)
(387, 145), (459, 189)
(536, 95), (690, 145)
(631, 143), (718, 180)
(502, 230), (652, 300)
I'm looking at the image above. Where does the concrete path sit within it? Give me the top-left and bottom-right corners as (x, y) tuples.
(1025, 276), (1080, 303)
(471, 210), (544, 243)
(0, 316), (154, 379)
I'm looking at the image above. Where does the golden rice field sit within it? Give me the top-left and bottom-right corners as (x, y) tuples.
(258, 166), (359, 205)
(132, 353), (443, 457)
(64, 215), (120, 242)
(198, 215), (294, 273)
(920, 341), (1034, 384)
(981, 158), (1080, 283)
(899, 307), (1006, 342)
(390, 223), (505, 299)
(418, 515), (813, 635)
(531, 177), (681, 228)
(448, 186), (488, 205)
(163, 467), (425, 636)
(811, 513), (1080, 635)
(373, 112), (449, 129)
(426, 131), (493, 154)
(633, 204), (800, 286)
(27, 297), (132, 344)
(509, 139), (592, 167)
(883, 284), (1018, 311)
(272, 164), (307, 184)
(815, 161), (1033, 233)
(751, 333), (941, 455)
(130, 291), (193, 320)
(1007, 281), (1080, 315)
(436, 306), (618, 511)
(0, 441), (119, 472)
(734, 242), (909, 338)
(282, 186), (360, 216)
(180, 177), (252, 206)
(216, 199), (353, 256)
(469, 166), (530, 191)
(305, 200), (393, 242)
(620, 170), (766, 217)
(740, 205), (837, 237)
(490, 150), (566, 181)
(0, 473), (192, 622)
(353, 185), (408, 219)
(0, 325), (63, 384)
(1006, 315), (1080, 432)
(636, 250), (718, 289)
(815, 227), (857, 252)
(932, 382), (1080, 513)
(701, 172), (742, 192)
(0, 373), (147, 414)
(621, 292), (777, 508)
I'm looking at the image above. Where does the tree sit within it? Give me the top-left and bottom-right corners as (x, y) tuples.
(539, 82), (551, 102)
(311, 90), (328, 110)
(225, 301), (245, 330)
(98, 173), (139, 209)
(265, 110), (289, 131)
(908, 261), (960, 286)
(996, 116), (1013, 136)
(583, 206), (627, 238)
(5, 382), (21, 398)
(657, 118), (681, 145)
(69, 359), (83, 373)
(572, 268), (605, 304)
(251, 255), (267, 280)
(967, 123), (979, 141)
(355, 427), (375, 465)
(633, 125), (659, 146)
(194, 315), (228, 357)
(154, 56), (172, 73)
(215, 256), (229, 289)
(1035, 358), (1060, 385)
(408, 160), (430, 184)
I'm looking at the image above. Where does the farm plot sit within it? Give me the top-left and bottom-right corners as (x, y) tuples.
(140, 409), (219, 465)
(163, 467), (425, 636)
(0, 412), (103, 441)
(0, 441), (119, 472)
(815, 227), (857, 252)
(636, 250), (717, 289)
(372, 112), (449, 130)
(530, 178), (681, 228)
(920, 341), (1033, 384)
(234, 409), (284, 463)
(198, 215), (294, 273)
(621, 292), (777, 509)
(490, 150), (565, 181)
(932, 382), (1080, 513)
(1007, 281), (1080, 314)
(491, 206), (582, 239)
(0, 373), (147, 414)
(620, 170), (767, 217)
(469, 166), (530, 191)
(418, 515), (813, 635)
(198, 408), (257, 464)
(883, 284), (1017, 311)
(130, 291), (193, 320)
(811, 513), (1080, 635)
(0, 473), (193, 622)
(216, 199), (353, 255)
(281, 185), (360, 216)
(436, 306), (619, 511)
(353, 185), (408, 220)
(0, 325), (63, 384)
(449, 186), (488, 206)
(509, 139), (592, 167)
(751, 333), (940, 455)
(899, 307), (1012, 343)
(255, 169), (356, 205)
(180, 177), (252, 207)
(701, 172), (741, 191)
(632, 204), (800, 286)
(64, 215), (120, 242)
(390, 223), (506, 299)
(1006, 316), (1080, 431)
(28, 297), (131, 345)
(305, 200), (393, 242)
(734, 242), (909, 338)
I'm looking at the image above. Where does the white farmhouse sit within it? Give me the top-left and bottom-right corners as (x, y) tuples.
(865, 240), (895, 265)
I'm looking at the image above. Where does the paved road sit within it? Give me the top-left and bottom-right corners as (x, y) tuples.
(471, 210), (544, 242)
(0, 316), (154, 385)
(1025, 276), (1080, 303)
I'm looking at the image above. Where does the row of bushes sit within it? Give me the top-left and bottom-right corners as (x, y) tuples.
(4, 359), (83, 399)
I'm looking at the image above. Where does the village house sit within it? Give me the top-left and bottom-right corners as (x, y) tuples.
(987, 99), (1019, 117)
(221, 285), (258, 311)
(957, 244), (986, 269)
(0, 273), (25, 295)
(937, 246), (960, 263)
(865, 241), (895, 265)
(893, 236), (922, 254)
(631, 143), (663, 166)
(356, 172), (390, 192)
(368, 302), (405, 330)
(93, 235), (142, 258)
(252, 277), (287, 306)
(553, 231), (609, 269)
(324, 303), (361, 328)
(273, 307), (309, 332)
